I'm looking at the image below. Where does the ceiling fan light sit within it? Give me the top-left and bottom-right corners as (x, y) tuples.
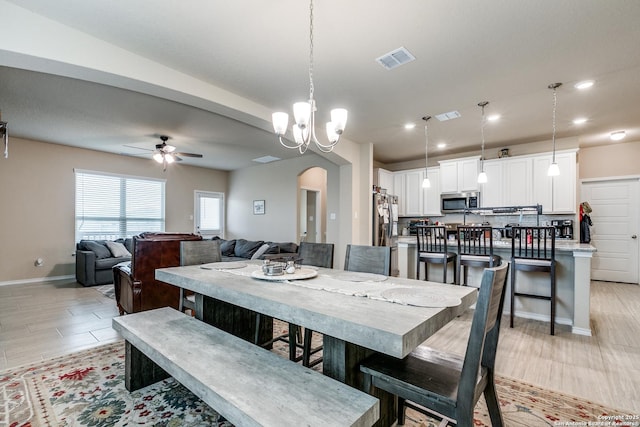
(272, 112), (289, 135)
(165, 154), (175, 164)
(153, 152), (164, 163)
(548, 162), (560, 176)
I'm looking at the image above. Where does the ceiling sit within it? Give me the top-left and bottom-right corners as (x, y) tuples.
(2, 0), (640, 170)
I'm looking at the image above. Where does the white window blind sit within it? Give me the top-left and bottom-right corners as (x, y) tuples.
(75, 170), (165, 241)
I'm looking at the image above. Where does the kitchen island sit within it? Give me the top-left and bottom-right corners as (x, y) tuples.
(397, 236), (596, 336)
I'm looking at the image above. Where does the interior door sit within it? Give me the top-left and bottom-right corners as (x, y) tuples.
(581, 179), (639, 284)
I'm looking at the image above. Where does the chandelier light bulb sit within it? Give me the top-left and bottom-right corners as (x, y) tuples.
(272, 112), (289, 135)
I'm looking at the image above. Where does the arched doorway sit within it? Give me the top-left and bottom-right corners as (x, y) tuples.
(298, 167), (328, 243)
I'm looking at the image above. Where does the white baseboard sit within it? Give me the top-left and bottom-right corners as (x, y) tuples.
(504, 308), (572, 327)
(0, 275), (75, 287)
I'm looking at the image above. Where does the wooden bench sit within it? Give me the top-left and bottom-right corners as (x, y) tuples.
(112, 307), (379, 427)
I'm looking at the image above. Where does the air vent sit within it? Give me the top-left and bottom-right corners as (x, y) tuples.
(252, 155), (281, 164)
(435, 111), (462, 122)
(376, 47), (416, 70)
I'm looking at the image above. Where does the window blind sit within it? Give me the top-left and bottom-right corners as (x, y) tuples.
(75, 170), (165, 241)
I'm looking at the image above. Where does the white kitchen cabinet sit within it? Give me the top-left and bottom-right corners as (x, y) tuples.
(393, 173), (405, 215)
(439, 157), (480, 193)
(422, 168), (441, 215)
(376, 168), (394, 195)
(403, 169), (423, 216)
(479, 159), (504, 208)
(531, 151), (577, 213)
(504, 156), (532, 206)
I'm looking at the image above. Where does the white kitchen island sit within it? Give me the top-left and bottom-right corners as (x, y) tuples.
(397, 236), (596, 336)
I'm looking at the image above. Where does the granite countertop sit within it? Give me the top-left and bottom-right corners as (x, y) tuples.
(397, 236), (596, 253)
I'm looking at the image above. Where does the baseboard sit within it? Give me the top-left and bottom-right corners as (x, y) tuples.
(504, 308), (572, 327)
(571, 326), (592, 336)
(0, 274), (75, 287)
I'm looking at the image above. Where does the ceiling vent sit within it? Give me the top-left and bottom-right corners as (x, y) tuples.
(252, 155), (281, 164)
(376, 47), (416, 70)
(435, 111), (462, 122)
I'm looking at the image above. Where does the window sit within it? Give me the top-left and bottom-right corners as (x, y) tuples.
(75, 169), (165, 241)
(195, 191), (224, 237)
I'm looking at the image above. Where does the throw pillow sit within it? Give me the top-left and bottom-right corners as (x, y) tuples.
(234, 239), (264, 258)
(251, 243), (271, 260)
(277, 242), (298, 254)
(82, 241), (112, 259)
(219, 239), (236, 256)
(105, 241), (131, 258)
(263, 243), (280, 255)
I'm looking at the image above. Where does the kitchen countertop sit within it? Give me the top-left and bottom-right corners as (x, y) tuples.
(396, 236), (596, 253)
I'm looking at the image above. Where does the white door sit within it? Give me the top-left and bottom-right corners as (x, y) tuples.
(194, 191), (224, 238)
(581, 179), (639, 284)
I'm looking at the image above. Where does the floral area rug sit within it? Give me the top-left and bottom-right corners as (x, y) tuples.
(2, 338), (634, 426)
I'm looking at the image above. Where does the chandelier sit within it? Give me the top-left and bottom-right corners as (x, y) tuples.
(0, 111), (7, 159)
(477, 101), (489, 184)
(271, 0), (347, 154)
(548, 82), (562, 176)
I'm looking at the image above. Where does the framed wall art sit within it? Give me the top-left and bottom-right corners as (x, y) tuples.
(253, 200), (265, 215)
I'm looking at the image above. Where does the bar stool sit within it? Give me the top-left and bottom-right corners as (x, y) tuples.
(416, 225), (457, 283)
(457, 225), (501, 286)
(510, 226), (556, 335)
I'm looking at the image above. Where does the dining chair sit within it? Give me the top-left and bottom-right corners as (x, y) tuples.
(344, 244), (392, 276)
(294, 242), (335, 367)
(179, 240), (222, 313)
(416, 225), (457, 283)
(360, 261), (510, 427)
(510, 226), (557, 335)
(457, 225), (501, 286)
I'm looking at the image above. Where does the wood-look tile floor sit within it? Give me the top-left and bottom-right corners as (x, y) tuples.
(1, 279), (638, 415)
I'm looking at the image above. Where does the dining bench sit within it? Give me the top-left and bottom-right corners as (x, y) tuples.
(112, 307), (379, 427)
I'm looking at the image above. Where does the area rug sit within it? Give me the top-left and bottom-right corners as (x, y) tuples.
(2, 341), (633, 427)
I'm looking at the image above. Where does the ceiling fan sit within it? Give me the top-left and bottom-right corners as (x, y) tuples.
(152, 135), (203, 167)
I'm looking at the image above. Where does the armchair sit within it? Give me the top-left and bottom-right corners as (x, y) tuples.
(112, 232), (202, 315)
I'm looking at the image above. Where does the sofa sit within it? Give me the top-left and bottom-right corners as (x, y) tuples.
(112, 232), (202, 315)
(213, 237), (299, 262)
(75, 238), (133, 286)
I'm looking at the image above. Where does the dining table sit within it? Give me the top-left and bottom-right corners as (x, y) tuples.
(154, 260), (478, 427)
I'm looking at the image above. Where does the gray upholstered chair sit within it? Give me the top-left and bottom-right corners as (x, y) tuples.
(344, 244), (391, 276)
(416, 225), (457, 283)
(360, 261), (509, 427)
(510, 226), (556, 335)
(179, 240), (222, 313)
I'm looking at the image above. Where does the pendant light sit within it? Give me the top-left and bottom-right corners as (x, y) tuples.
(548, 83), (562, 176)
(477, 101), (488, 184)
(271, 0), (347, 154)
(422, 116), (431, 188)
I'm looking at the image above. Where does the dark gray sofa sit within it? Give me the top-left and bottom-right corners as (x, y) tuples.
(214, 237), (298, 262)
(76, 238), (133, 286)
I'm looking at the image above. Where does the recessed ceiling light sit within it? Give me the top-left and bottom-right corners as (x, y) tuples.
(437, 142), (447, 149)
(573, 117), (588, 125)
(610, 130), (626, 141)
(574, 80), (594, 90)
(487, 114), (501, 122)
(404, 123), (416, 130)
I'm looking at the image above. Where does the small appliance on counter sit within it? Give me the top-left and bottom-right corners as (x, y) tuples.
(552, 220), (574, 239)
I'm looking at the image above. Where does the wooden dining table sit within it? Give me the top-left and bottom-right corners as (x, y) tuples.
(155, 261), (478, 427)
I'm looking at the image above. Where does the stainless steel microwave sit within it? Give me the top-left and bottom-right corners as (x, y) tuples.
(441, 192), (480, 213)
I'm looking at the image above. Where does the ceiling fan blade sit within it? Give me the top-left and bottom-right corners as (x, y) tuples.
(174, 152), (203, 158)
(174, 155), (183, 161)
(123, 144), (154, 152)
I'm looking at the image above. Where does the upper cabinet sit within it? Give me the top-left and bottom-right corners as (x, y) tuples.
(479, 160), (504, 208)
(439, 157), (480, 193)
(422, 168), (441, 216)
(532, 151), (577, 213)
(375, 168), (395, 195)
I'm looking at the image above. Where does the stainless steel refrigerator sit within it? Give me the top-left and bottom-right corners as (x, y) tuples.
(372, 192), (399, 276)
